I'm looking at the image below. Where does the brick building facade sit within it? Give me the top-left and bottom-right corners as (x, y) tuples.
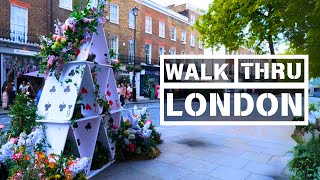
(0, 0), (86, 91)
(104, 0), (204, 96)
(105, 0), (204, 65)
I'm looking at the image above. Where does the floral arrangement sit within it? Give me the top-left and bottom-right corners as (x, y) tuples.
(37, 0), (107, 78)
(0, 126), (89, 179)
(289, 102), (320, 179)
(109, 106), (162, 161)
(291, 103), (320, 144)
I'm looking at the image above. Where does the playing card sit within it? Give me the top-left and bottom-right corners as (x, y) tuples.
(37, 63), (86, 121)
(88, 24), (110, 65)
(75, 38), (93, 61)
(105, 69), (121, 111)
(71, 117), (101, 173)
(41, 122), (70, 155)
(79, 65), (100, 116)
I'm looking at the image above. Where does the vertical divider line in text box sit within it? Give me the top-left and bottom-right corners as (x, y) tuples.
(234, 58), (239, 83)
(160, 55), (165, 126)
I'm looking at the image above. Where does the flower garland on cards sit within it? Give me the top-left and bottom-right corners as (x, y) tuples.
(37, 0), (107, 79)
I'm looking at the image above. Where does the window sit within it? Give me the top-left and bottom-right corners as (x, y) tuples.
(171, 27), (176, 41)
(181, 31), (186, 44)
(181, 51), (186, 64)
(109, 36), (118, 59)
(110, 3), (119, 24)
(10, 5), (28, 43)
(159, 46), (165, 56)
(145, 16), (152, 34)
(128, 40), (134, 63)
(90, 0), (98, 7)
(170, 48), (176, 55)
(145, 44), (152, 64)
(190, 15), (195, 24)
(190, 34), (195, 47)
(159, 21), (165, 38)
(59, 0), (73, 10)
(129, 10), (135, 29)
(198, 39), (203, 49)
(170, 48), (176, 63)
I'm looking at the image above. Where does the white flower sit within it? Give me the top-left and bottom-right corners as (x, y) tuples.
(309, 111), (319, 124)
(0, 142), (16, 161)
(68, 157), (89, 178)
(142, 122), (152, 138)
(128, 133), (135, 140)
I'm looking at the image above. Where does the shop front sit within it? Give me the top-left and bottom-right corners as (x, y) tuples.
(139, 65), (160, 97)
(0, 40), (41, 95)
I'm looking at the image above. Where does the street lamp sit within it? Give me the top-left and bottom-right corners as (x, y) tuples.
(132, 6), (139, 102)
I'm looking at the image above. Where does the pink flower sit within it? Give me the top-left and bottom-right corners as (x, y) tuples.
(40, 45), (44, 49)
(55, 35), (61, 42)
(111, 59), (119, 64)
(47, 55), (55, 66)
(112, 125), (118, 130)
(53, 34), (58, 39)
(10, 138), (18, 144)
(145, 120), (152, 124)
(12, 152), (23, 160)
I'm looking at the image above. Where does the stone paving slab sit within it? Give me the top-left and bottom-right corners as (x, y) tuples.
(93, 126), (295, 180)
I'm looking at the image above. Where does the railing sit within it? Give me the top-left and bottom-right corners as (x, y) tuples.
(118, 54), (159, 65)
(0, 26), (41, 44)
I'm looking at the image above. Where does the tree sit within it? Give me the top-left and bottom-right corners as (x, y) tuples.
(195, 0), (288, 56)
(283, 0), (320, 78)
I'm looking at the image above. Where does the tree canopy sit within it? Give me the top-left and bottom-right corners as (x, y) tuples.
(195, 0), (320, 78)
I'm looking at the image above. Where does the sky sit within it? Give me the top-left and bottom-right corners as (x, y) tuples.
(151, 0), (212, 11)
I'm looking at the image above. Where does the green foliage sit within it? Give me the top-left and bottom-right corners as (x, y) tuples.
(195, 0), (287, 54)
(282, 0), (320, 78)
(9, 94), (40, 137)
(289, 137), (320, 180)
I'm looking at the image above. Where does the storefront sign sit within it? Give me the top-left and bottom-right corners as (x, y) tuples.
(13, 49), (37, 56)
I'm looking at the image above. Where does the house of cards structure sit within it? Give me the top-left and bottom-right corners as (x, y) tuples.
(36, 25), (121, 176)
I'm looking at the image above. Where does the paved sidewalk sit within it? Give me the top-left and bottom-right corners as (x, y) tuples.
(93, 126), (295, 180)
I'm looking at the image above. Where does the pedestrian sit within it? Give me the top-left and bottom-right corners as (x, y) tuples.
(127, 84), (132, 101)
(19, 81), (27, 94)
(117, 84), (121, 99)
(6, 81), (14, 106)
(155, 83), (160, 99)
(36, 84), (43, 105)
(120, 82), (126, 107)
(26, 82), (35, 99)
(2, 86), (8, 110)
(126, 84), (131, 101)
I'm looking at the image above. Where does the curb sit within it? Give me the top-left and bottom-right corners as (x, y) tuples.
(126, 100), (160, 105)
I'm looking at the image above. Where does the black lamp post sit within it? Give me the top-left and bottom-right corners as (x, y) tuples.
(132, 6), (139, 102)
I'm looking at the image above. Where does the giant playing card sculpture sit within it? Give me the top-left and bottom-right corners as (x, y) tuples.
(37, 16), (122, 176)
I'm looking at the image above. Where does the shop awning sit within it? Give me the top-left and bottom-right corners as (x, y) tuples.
(23, 71), (44, 78)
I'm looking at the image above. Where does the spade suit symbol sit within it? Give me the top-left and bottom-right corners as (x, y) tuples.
(77, 139), (81, 146)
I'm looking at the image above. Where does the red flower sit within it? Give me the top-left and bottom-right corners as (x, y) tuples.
(112, 125), (118, 130)
(128, 143), (135, 152)
(76, 49), (80, 56)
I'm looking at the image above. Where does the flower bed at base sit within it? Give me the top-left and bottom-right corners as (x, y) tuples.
(0, 127), (89, 180)
(111, 106), (162, 161)
(289, 103), (320, 180)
